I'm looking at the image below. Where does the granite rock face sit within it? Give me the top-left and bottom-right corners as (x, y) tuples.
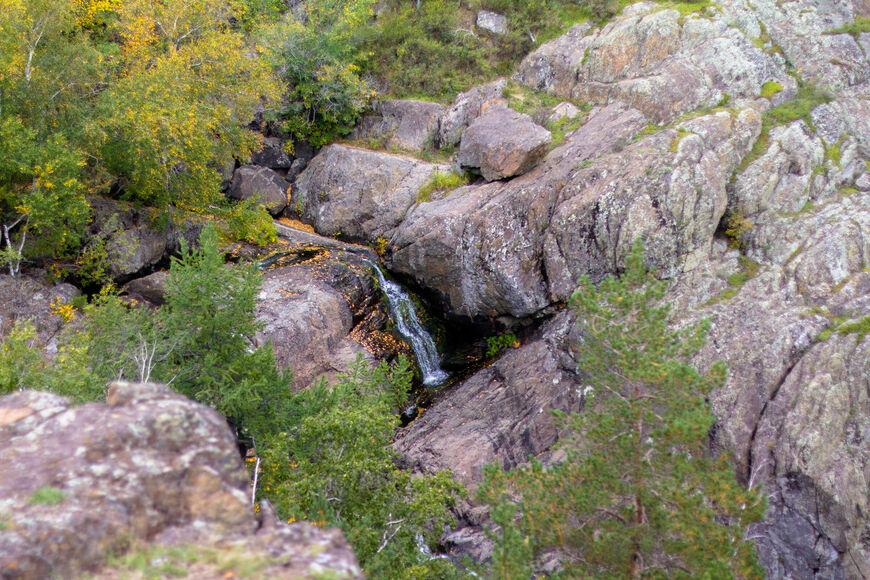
(515, 3), (795, 124)
(255, 246), (380, 391)
(720, 0), (870, 91)
(388, 102), (761, 319)
(0, 383), (363, 579)
(395, 311), (582, 487)
(350, 99), (445, 152)
(293, 144), (451, 243)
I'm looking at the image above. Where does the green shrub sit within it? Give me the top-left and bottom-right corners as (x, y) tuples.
(220, 198), (278, 246)
(479, 241), (765, 578)
(363, 0), (492, 101)
(258, 356), (465, 578)
(0, 321), (44, 395)
(485, 333), (517, 357)
(261, 0), (375, 146)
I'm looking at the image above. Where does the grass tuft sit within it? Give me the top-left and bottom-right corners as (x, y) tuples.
(417, 170), (471, 203)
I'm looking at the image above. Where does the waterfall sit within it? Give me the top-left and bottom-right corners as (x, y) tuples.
(363, 258), (449, 386)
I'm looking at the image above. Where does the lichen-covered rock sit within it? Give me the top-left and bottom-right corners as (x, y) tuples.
(811, 87), (870, 158)
(0, 383), (364, 579)
(350, 99), (445, 152)
(391, 102), (646, 319)
(390, 102), (760, 319)
(457, 105), (552, 181)
(720, 0), (870, 91)
(515, 3), (794, 124)
(228, 165), (290, 215)
(438, 79), (508, 149)
(749, 320), (870, 580)
(293, 144), (450, 243)
(476, 10), (507, 35)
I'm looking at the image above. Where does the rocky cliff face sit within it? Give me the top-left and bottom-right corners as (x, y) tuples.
(0, 382), (363, 580)
(288, 1), (870, 577)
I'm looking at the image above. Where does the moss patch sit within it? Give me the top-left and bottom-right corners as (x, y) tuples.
(760, 81), (783, 98)
(726, 256), (761, 288)
(28, 486), (66, 506)
(838, 316), (870, 341)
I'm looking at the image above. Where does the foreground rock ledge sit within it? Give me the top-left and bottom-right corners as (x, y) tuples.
(0, 382), (363, 580)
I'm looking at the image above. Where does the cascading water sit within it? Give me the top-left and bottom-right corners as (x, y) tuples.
(363, 258), (449, 386)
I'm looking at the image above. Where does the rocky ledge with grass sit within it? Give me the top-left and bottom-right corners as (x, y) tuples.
(0, 382), (363, 580)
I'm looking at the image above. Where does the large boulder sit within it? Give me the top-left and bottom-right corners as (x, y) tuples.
(515, 3), (795, 124)
(438, 79), (508, 149)
(228, 165), (290, 215)
(0, 383), (363, 579)
(292, 144), (451, 243)
(476, 10), (507, 35)
(85, 197), (203, 283)
(351, 99), (445, 152)
(256, 247), (380, 391)
(457, 105), (552, 181)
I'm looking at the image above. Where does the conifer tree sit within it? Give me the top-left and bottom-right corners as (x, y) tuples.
(480, 241), (766, 579)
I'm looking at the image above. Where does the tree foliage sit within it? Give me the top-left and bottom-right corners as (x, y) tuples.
(260, 0), (375, 146)
(0, 0), (282, 270)
(258, 356), (465, 578)
(479, 241), (765, 579)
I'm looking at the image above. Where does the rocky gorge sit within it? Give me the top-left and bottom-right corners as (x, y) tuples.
(2, 0), (870, 578)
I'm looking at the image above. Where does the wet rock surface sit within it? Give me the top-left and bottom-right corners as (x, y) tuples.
(395, 311), (582, 487)
(0, 383), (363, 580)
(255, 247), (380, 391)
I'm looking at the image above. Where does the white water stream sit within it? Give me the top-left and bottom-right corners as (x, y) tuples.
(363, 258), (449, 386)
